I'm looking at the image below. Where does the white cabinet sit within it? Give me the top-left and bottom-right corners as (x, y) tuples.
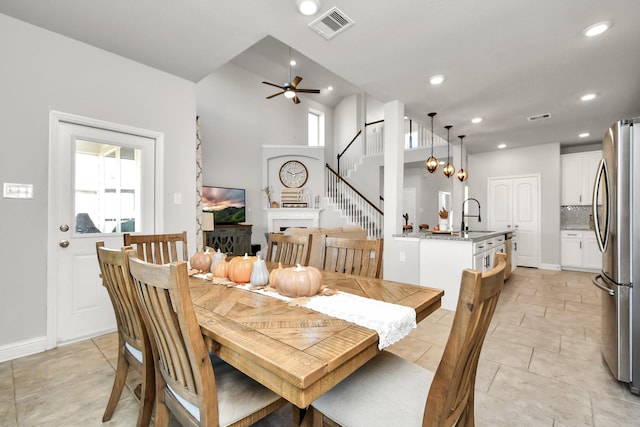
(561, 230), (602, 271)
(473, 239), (493, 272)
(472, 236), (505, 272)
(561, 151), (602, 205)
(582, 233), (602, 270)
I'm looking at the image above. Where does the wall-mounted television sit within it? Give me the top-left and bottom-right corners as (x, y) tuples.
(202, 186), (246, 225)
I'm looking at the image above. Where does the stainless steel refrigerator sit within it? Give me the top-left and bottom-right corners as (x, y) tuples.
(592, 117), (639, 395)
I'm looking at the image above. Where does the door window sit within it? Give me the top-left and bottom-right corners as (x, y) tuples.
(74, 140), (142, 234)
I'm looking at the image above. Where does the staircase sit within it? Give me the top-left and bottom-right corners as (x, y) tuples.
(325, 164), (383, 239)
(327, 118), (447, 237)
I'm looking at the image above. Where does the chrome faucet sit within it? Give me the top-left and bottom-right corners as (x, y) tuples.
(461, 198), (481, 232)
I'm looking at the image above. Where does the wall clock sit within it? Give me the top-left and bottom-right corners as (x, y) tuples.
(279, 160), (309, 188)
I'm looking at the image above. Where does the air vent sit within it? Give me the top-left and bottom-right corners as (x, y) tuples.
(309, 7), (355, 40)
(527, 113), (551, 122)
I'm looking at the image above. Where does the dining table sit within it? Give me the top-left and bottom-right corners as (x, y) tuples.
(189, 263), (443, 415)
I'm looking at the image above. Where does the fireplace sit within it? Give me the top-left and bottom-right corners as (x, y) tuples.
(266, 208), (321, 233)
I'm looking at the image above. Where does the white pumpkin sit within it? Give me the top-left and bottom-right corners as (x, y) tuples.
(250, 255), (270, 286)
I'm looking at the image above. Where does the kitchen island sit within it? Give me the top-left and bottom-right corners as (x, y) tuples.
(395, 230), (515, 310)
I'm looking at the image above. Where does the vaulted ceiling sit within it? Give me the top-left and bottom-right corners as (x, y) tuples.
(1, 0), (639, 153)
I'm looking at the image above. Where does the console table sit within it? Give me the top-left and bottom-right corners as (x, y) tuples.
(204, 224), (252, 256)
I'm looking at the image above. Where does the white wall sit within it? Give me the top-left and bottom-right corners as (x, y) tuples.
(0, 14), (197, 349)
(196, 62), (334, 249)
(467, 142), (561, 267)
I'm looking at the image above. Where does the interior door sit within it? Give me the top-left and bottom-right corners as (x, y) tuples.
(488, 175), (540, 268)
(49, 114), (157, 346)
(511, 176), (539, 267)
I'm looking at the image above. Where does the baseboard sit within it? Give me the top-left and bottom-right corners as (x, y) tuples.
(0, 336), (47, 363)
(540, 263), (562, 271)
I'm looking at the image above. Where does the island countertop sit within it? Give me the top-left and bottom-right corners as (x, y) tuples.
(394, 229), (512, 242)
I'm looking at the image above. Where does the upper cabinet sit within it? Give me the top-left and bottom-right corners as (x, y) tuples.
(561, 151), (602, 205)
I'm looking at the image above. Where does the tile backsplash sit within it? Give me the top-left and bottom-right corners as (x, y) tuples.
(561, 205), (594, 230)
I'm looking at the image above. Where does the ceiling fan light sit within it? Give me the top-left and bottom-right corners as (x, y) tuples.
(284, 89), (296, 99)
(297, 0), (320, 15)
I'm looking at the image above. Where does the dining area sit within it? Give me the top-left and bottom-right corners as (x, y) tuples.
(3, 230), (513, 427)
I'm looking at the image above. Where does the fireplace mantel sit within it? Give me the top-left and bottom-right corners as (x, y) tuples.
(265, 208), (321, 232)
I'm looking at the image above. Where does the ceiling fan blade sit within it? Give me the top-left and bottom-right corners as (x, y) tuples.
(262, 81), (284, 89)
(266, 91), (285, 99)
(295, 89), (321, 94)
(293, 95), (301, 104)
(291, 76), (303, 88)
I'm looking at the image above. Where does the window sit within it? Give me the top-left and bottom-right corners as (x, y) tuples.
(75, 140), (141, 233)
(308, 109), (325, 146)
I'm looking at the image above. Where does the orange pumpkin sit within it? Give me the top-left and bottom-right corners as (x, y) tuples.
(190, 248), (214, 272)
(212, 259), (229, 278)
(269, 262), (284, 287)
(228, 253), (255, 283)
(275, 264), (323, 297)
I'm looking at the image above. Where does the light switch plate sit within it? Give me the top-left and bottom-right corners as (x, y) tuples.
(3, 182), (34, 199)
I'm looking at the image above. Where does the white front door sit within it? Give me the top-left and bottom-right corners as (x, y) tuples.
(48, 112), (159, 346)
(488, 175), (540, 268)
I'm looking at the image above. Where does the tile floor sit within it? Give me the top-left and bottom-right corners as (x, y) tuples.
(2, 268), (640, 426)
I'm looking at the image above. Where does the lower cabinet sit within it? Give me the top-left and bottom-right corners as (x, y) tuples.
(205, 224), (252, 256)
(560, 230), (601, 271)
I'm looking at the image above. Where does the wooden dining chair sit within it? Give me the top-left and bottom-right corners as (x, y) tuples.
(265, 232), (312, 266)
(309, 253), (507, 427)
(126, 253), (287, 426)
(96, 242), (154, 427)
(320, 237), (383, 278)
(124, 231), (188, 264)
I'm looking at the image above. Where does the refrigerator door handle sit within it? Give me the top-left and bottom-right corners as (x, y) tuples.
(592, 158), (610, 252)
(592, 273), (615, 296)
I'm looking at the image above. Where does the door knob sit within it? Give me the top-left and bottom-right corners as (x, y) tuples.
(59, 224), (69, 232)
(59, 240), (70, 248)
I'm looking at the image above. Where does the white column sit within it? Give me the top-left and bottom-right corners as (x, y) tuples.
(382, 100), (405, 276)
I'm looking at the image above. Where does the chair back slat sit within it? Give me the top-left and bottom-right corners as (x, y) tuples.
(96, 243), (145, 349)
(321, 237), (383, 278)
(127, 255), (219, 425)
(124, 231), (188, 265)
(423, 252), (506, 426)
(265, 233), (312, 266)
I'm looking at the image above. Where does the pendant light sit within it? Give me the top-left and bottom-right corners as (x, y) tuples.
(456, 135), (468, 182)
(442, 125), (455, 178)
(425, 112), (438, 173)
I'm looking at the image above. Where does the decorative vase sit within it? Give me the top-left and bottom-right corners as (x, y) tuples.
(438, 218), (449, 231)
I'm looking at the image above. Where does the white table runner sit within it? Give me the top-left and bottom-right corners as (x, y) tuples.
(193, 275), (416, 349)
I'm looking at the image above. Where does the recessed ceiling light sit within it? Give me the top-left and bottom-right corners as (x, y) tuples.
(471, 117), (483, 124)
(583, 21), (610, 37)
(297, 0), (321, 16)
(429, 75), (445, 85)
(290, 59), (297, 66)
(327, 86), (333, 91)
(581, 93), (596, 101)
(579, 132), (590, 138)
(498, 143), (507, 149)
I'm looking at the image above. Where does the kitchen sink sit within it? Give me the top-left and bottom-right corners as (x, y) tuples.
(466, 230), (496, 233)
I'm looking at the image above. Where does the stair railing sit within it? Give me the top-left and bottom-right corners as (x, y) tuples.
(325, 163), (383, 239)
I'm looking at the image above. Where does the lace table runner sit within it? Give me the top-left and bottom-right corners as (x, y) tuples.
(193, 274), (417, 350)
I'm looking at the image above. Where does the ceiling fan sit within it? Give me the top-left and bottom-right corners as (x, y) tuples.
(262, 47), (321, 104)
